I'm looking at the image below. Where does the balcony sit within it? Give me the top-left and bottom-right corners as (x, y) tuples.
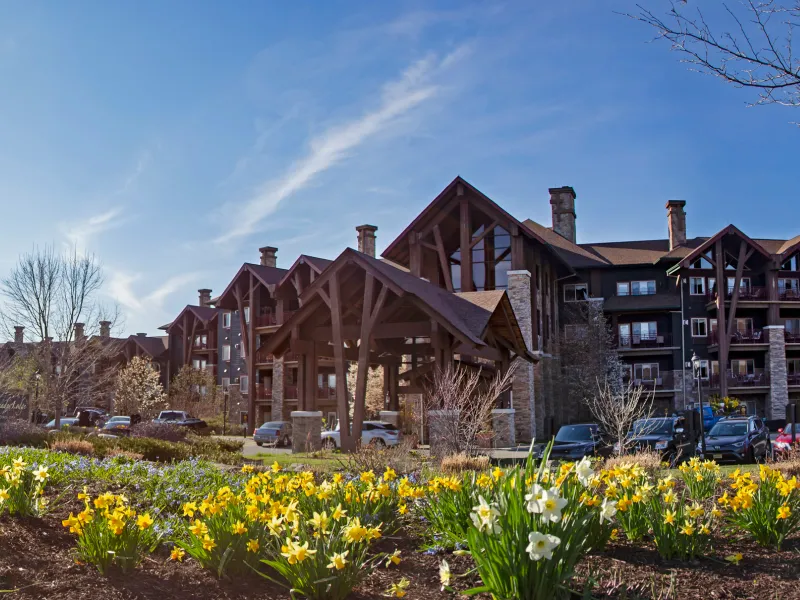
(317, 386), (336, 401)
(708, 329), (768, 347)
(255, 310), (298, 328)
(193, 341), (209, 350)
(622, 371), (677, 391)
(779, 289), (800, 302)
(710, 369), (770, 390)
(255, 346), (274, 364)
(616, 333), (675, 351)
(786, 332), (800, 344)
(284, 385), (298, 399)
(706, 287), (767, 303)
(256, 384), (272, 400)
(789, 374), (800, 387)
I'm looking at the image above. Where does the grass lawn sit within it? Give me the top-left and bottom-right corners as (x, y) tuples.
(251, 451), (339, 471)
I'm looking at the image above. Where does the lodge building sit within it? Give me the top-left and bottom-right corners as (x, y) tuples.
(156, 176), (798, 444)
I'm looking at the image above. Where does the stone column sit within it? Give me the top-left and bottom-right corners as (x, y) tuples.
(428, 409), (459, 459)
(271, 357), (285, 421)
(290, 410), (322, 453)
(766, 326), (788, 419)
(379, 411), (401, 428)
(491, 409), (515, 448)
(506, 270), (537, 442)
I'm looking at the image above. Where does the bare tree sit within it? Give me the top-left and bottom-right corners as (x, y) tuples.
(558, 299), (625, 420)
(0, 245), (123, 425)
(346, 364), (385, 419)
(587, 380), (656, 456)
(168, 365), (224, 418)
(422, 362), (517, 458)
(114, 356), (167, 417)
(627, 1), (800, 111)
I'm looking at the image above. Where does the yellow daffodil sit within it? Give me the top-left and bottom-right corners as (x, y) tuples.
(136, 513), (154, 530)
(231, 520), (248, 535)
(386, 549), (402, 566)
(327, 550), (349, 570)
(777, 505), (791, 520)
(202, 535), (216, 551)
(170, 547), (186, 562)
(246, 539), (260, 553)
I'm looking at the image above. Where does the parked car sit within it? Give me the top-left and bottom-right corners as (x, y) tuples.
(692, 405), (724, 432)
(44, 417), (79, 430)
(772, 423), (798, 457)
(533, 423), (610, 460)
(153, 410), (207, 430)
(321, 421), (400, 449)
(698, 416), (771, 463)
(621, 416), (695, 462)
(102, 416), (132, 435)
(254, 421), (292, 447)
(73, 407), (108, 427)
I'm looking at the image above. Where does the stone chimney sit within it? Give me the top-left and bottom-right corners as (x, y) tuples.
(259, 246), (278, 267)
(550, 187), (577, 244)
(13, 326), (24, 344)
(198, 288), (212, 307)
(99, 321), (111, 338)
(74, 322), (85, 341)
(666, 200), (687, 250)
(356, 225), (378, 257)
(137, 332), (147, 338)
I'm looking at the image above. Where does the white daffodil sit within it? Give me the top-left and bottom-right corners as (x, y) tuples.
(526, 531), (561, 561)
(600, 498), (618, 523)
(575, 456), (594, 486)
(537, 488), (568, 523)
(524, 483), (546, 514)
(471, 495), (502, 534)
(439, 559), (452, 590)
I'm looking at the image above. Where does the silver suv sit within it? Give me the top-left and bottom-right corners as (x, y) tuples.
(321, 421), (400, 449)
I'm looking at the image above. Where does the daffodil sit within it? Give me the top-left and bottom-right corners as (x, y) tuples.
(777, 505), (791, 520)
(170, 547), (186, 562)
(136, 513), (154, 530)
(526, 531), (561, 560)
(246, 539), (260, 553)
(327, 550), (349, 570)
(386, 549), (402, 566)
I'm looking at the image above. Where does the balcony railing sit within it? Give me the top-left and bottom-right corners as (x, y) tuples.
(622, 371), (676, 390)
(193, 341), (209, 349)
(788, 374), (800, 387)
(255, 347), (274, 364)
(706, 287), (767, 302)
(779, 289), (800, 302)
(256, 384), (272, 400)
(255, 310), (298, 328)
(317, 386), (336, 400)
(284, 385), (298, 399)
(786, 332), (800, 344)
(708, 329), (768, 346)
(616, 333), (673, 349)
(710, 369), (770, 389)
(616, 289), (657, 297)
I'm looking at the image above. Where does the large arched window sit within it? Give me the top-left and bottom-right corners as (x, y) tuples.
(449, 225), (512, 292)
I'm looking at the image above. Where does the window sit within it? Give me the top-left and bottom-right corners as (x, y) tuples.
(781, 254), (799, 271)
(192, 358), (207, 371)
(449, 225), (512, 291)
(221, 378), (230, 392)
(239, 343), (246, 359)
(689, 277), (706, 295)
(222, 344), (231, 361)
(222, 312), (232, 329)
(727, 277), (751, 294)
(633, 363), (659, 382)
(785, 318), (800, 337)
(691, 318), (707, 337)
(564, 283), (588, 302)
(243, 306), (250, 324)
(632, 321), (657, 340)
(690, 257), (712, 269)
(631, 280), (656, 296)
(564, 324), (588, 340)
(622, 364), (633, 381)
(787, 359), (800, 376)
(240, 376), (249, 393)
(731, 359), (755, 376)
(734, 318), (754, 335)
(617, 282), (630, 296)
(708, 278), (716, 294)
(710, 319), (718, 334)
(694, 360), (709, 380)
(779, 278), (799, 298)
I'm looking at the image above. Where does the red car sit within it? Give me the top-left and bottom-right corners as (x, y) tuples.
(774, 423), (799, 456)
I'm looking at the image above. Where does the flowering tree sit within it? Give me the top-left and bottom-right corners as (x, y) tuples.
(114, 356), (166, 417)
(167, 365), (223, 418)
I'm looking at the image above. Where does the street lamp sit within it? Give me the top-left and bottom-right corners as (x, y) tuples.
(32, 371), (41, 424)
(691, 352), (707, 454)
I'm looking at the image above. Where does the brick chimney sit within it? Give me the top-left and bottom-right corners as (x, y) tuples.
(74, 322), (85, 341)
(356, 225), (378, 257)
(198, 289), (212, 307)
(666, 200), (687, 250)
(137, 332), (147, 338)
(99, 321), (111, 338)
(259, 246), (278, 267)
(13, 326), (24, 344)
(550, 187), (577, 244)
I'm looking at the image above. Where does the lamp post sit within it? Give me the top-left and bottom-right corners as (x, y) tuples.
(691, 352), (707, 454)
(32, 372), (41, 424)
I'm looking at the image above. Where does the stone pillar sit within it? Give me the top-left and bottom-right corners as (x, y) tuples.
(379, 410), (400, 428)
(491, 409), (515, 448)
(291, 410), (322, 453)
(766, 326), (788, 419)
(271, 357), (285, 421)
(549, 187), (577, 244)
(672, 368), (687, 412)
(507, 270), (537, 442)
(13, 326), (24, 344)
(428, 409), (459, 459)
(665, 200), (687, 250)
(260, 246), (278, 267)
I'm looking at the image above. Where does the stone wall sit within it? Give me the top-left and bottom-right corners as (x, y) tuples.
(507, 270), (537, 442)
(291, 410), (322, 453)
(766, 326), (788, 419)
(491, 409), (515, 448)
(271, 357), (284, 420)
(428, 409), (459, 459)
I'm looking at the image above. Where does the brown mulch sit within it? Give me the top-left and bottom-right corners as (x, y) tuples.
(1, 514), (798, 599)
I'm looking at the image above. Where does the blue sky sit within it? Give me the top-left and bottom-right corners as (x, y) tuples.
(1, 1), (797, 336)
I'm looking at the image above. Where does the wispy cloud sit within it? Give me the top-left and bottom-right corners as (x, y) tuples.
(62, 207), (125, 251)
(215, 48), (470, 244)
(114, 151), (151, 196)
(108, 271), (202, 313)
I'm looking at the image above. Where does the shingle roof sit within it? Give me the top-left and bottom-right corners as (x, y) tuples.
(523, 220), (608, 268)
(129, 335), (168, 358)
(245, 263), (290, 286)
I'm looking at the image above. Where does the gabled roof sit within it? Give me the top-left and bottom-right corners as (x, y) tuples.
(161, 305), (219, 331)
(128, 335), (168, 358)
(265, 248), (534, 360)
(381, 176), (573, 274)
(523, 220), (609, 268)
(455, 290), (529, 354)
(777, 234), (800, 260)
(215, 262), (290, 309)
(277, 255), (333, 290)
(674, 225), (774, 270)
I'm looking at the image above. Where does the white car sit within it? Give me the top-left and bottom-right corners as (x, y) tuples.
(321, 421), (400, 449)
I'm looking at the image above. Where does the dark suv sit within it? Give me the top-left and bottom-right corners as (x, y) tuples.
(699, 416), (771, 463)
(534, 423), (609, 460)
(624, 416), (695, 462)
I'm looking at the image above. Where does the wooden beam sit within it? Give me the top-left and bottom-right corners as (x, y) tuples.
(409, 231), (422, 277)
(311, 321), (432, 341)
(511, 232), (524, 271)
(419, 240), (438, 253)
(469, 219), (499, 250)
(460, 197), (473, 292)
(726, 240), (749, 340)
(453, 343), (504, 362)
(247, 273), (257, 427)
(353, 275), (376, 439)
(329, 270), (354, 452)
(419, 196), (460, 238)
(700, 251), (717, 268)
(433, 225), (454, 292)
(715, 239), (728, 397)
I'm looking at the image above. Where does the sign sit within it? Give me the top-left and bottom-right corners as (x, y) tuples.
(0, 393), (28, 420)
